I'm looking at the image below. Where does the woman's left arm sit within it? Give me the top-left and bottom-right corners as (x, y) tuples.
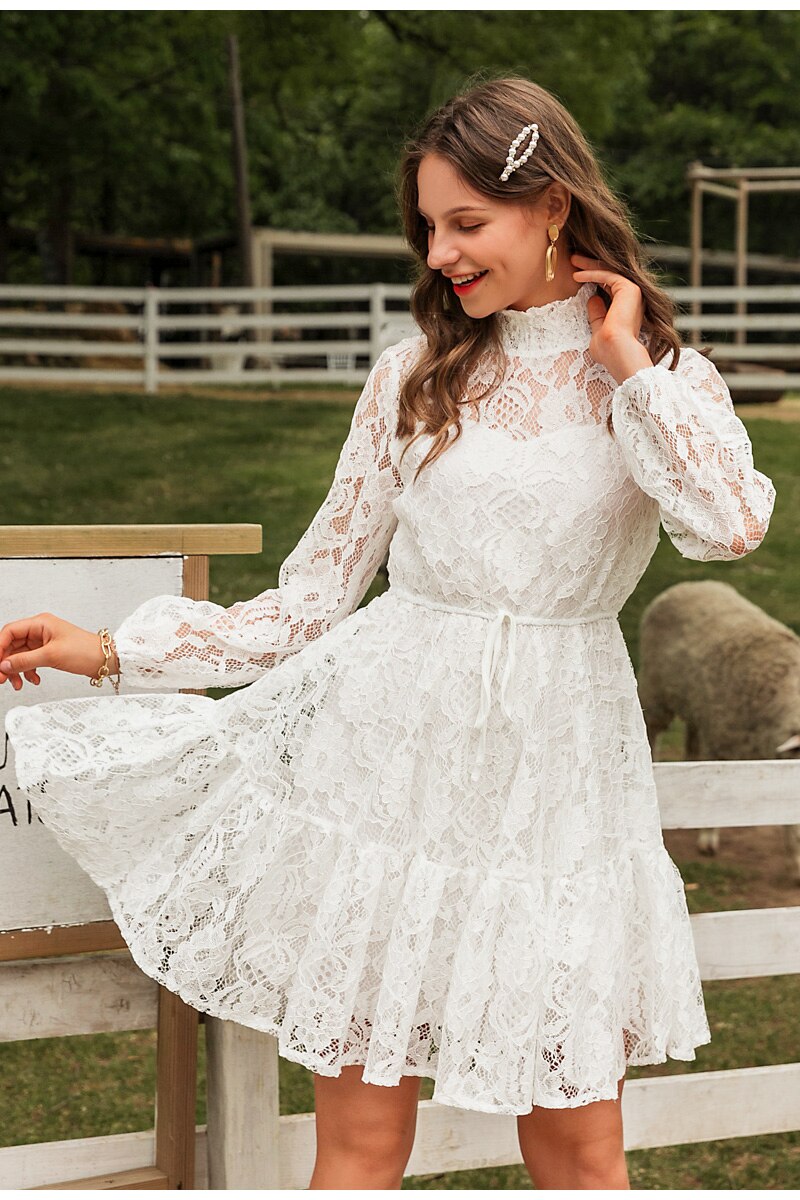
(609, 346), (777, 561)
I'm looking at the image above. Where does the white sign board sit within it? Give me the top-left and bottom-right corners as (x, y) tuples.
(0, 556), (183, 931)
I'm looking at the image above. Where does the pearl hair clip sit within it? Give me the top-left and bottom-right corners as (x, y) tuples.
(499, 122), (539, 182)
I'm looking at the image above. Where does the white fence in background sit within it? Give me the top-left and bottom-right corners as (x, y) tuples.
(1, 282), (800, 394)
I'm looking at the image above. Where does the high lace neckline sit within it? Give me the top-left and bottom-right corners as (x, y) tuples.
(495, 281), (598, 354)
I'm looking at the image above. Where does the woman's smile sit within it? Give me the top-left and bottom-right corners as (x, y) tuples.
(451, 270), (490, 294)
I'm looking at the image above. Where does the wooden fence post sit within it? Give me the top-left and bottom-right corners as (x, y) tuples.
(370, 282), (387, 365)
(144, 285), (159, 394)
(205, 1019), (282, 1188)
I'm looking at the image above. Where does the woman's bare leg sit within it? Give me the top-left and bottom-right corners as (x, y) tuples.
(517, 1072), (629, 1190)
(309, 1064), (422, 1190)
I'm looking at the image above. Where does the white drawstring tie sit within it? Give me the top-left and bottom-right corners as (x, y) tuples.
(471, 607), (517, 782)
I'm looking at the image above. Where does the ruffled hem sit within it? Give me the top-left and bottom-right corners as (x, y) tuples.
(92, 881), (711, 1118)
(85, 861), (714, 1117)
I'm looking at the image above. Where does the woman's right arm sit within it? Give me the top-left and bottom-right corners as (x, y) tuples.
(0, 343), (409, 693)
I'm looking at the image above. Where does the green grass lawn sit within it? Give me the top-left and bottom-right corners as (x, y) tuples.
(0, 384), (797, 1187)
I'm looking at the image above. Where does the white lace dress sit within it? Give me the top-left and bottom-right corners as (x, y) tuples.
(4, 282), (777, 1115)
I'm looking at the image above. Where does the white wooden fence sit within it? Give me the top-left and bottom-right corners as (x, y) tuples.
(0, 283), (414, 391)
(1, 759), (797, 1188)
(1, 282), (800, 394)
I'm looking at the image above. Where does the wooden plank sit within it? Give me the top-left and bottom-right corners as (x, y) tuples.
(204, 1018), (281, 1188)
(180, 556), (210, 703)
(0, 1126), (209, 1190)
(0, 950), (158, 1041)
(0, 922), (127, 962)
(687, 165), (800, 181)
(246, 229), (409, 257)
(620, 1062), (800, 1152)
(33, 1166), (168, 1190)
(154, 987), (199, 1189)
(743, 179), (800, 194)
(0, 367), (143, 384)
(274, 1062), (800, 1187)
(0, 340), (145, 357)
(705, 343), (800, 360)
(697, 180), (739, 201)
(0, 312), (142, 329)
(160, 368), (369, 386)
(0, 524), (262, 557)
(156, 311), (377, 331)
(0, 285), (147, 302)
(691, 908), (800, 980)
(719, 374), (800, 390)
(0, 281), (383, 304)
(653, 760), (800, 828)
(182, 554), (209, 604)
(672, 284), (800, 302)
(676, 312), (800, 330)
(157, 339), (373, 359)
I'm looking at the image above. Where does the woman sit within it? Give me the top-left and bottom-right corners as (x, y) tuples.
(2, 76), (776, 1189)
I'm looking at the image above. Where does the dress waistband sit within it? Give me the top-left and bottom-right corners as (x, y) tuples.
(390, 585), (617, 627)
(389, 585), (618, 783)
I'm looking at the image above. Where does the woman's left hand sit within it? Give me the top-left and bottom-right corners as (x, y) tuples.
(570, 253), (654, 384)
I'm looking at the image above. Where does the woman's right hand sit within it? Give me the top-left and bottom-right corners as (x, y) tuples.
(0, 613), (118, 692)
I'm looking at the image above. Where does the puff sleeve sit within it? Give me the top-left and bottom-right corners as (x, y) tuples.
(610, 346), (776, 561)
(112, 346), (404, 690)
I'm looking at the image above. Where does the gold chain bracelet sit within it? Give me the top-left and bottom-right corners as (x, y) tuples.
(90, 628), (121, 695)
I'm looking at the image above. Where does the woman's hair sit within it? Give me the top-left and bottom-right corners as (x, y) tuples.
(393, 73), (683, 481)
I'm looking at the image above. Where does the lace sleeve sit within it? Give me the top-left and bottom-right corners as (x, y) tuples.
(610, 346), (777, 561)
(112, 347), (404, 690)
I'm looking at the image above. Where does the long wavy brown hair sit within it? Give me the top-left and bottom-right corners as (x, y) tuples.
(394, 73), (684, 482)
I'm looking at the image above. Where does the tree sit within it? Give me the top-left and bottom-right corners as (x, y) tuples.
(2, 11), (799, 285)
(608, 11), (800, 266)
(0, 11), (234, 281)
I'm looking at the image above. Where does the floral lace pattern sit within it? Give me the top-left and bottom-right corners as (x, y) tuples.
(5, 282), (776, 1114)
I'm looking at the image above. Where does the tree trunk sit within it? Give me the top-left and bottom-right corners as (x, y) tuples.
(42, 173), (74, 284)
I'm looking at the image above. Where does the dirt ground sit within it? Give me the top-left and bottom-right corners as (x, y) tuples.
(662, 824), (800, 910)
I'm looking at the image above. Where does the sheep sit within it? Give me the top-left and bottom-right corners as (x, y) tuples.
(637, 580), (800, 884)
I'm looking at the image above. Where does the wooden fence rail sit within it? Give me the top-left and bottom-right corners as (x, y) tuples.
(1, 282), (800, 394)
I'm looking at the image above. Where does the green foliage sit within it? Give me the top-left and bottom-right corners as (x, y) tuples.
(608, 12), (800, 260)
(2, 12), (800, 284)
(0, 13), (235, 244)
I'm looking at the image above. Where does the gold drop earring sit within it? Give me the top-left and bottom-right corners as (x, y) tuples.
(545, 223), (559, 283)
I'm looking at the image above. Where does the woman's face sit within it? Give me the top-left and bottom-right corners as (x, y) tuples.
(416, 152), (571, 315)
